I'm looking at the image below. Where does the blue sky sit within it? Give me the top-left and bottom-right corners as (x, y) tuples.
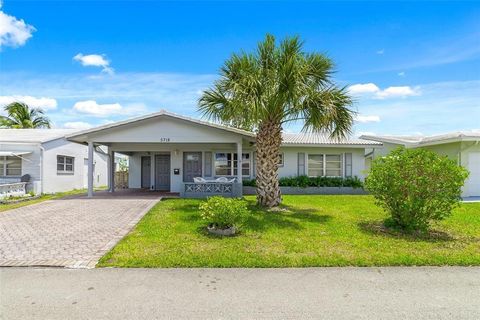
(0, 0), (479, 135)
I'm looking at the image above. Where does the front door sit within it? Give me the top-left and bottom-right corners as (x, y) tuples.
(183, 152), (202, 182)
(155, 154), (171, 191)
(141, 156), (151, 189)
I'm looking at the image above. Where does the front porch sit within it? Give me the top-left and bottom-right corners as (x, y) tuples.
(98, 142), (248, 198)
(66, 111), (255, 198)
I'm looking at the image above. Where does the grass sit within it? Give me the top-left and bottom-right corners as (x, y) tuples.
(0, 188), (103, 213)
(98, 195), (480, 267)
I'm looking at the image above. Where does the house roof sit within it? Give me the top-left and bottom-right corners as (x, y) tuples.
(282, 133), (382, 146)
(0, 129), (78, 143)
(360, 131), (480, 147)
(66, 110), (379, 147)
(66, 110), (256, 141)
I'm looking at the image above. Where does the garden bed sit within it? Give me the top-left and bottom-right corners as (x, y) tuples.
(243, 186), (367, 195)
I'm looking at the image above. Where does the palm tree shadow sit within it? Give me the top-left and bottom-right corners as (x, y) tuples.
(245, 204), (332, 232)
(358, 221), (455, 243)
(174, 201), (332, 233)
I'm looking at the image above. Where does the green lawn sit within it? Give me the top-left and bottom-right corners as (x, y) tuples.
(0, 188), (102, 213)
(98, 195), (480, 267)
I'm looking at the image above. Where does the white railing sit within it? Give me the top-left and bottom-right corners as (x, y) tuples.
(0, 182), (27, 199)
(181, 182), (242, 198)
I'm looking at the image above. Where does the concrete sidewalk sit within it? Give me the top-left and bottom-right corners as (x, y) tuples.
(1, 267), (479, 319)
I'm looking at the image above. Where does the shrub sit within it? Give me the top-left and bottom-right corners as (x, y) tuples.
(243, 176), (363, 188)
(365, 147), (469, 232)
(199, 196), (250, 229)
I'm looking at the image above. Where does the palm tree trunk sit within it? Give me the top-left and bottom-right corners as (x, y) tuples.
(255, 119), (282, 208)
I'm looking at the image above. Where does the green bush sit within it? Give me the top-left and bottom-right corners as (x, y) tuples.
(199, 196), (250, 229)
(243, 176), (363, 188)
(365, 147), (469, 232)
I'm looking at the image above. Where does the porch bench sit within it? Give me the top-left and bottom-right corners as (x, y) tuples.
(180, 181), (242, 198)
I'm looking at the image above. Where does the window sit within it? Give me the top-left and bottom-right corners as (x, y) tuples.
(325, 154), (342, 177)
(308, 154), (343, 177)
(278, 153), (284, 167)
(57, 155), (74, 174)
(0, 156), (22, 176)
(214, 152), (251, 177)
(307, 155), (324, 177)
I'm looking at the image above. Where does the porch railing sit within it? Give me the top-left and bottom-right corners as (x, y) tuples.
(0, 182), (27, 199)
(180, 182), (242, 198)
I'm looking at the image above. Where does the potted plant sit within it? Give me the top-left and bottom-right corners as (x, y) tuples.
(199, 196), (249, 236)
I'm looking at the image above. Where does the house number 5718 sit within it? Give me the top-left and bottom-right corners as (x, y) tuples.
(159, 138), (170, 142)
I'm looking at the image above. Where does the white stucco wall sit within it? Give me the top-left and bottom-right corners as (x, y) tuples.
(0, 139), (107, 194)
(125, 144), (368, 193)
(42, 138), (108, 194)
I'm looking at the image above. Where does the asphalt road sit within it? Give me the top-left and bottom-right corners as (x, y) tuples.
(1, 267), (479, 319)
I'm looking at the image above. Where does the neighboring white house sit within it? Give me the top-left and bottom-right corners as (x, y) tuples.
(67, 110), (381, 197)
(361, 132), (480, 198)
(0, 129), (108, 196)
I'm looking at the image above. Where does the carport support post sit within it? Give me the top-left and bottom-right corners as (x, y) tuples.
(108, 149), (115, 192)
(236, 142), (242, 184)
(87, 141), (94, 198)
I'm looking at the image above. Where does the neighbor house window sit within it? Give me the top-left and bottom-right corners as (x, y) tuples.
(0, 156), (22, 176)
(308, 154), (343, 177)
(214, 152), (251, 177)
(57, 155), (74, 174)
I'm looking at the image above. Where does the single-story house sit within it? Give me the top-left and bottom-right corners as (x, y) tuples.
(361, 132), (480, 198)
(0, 129), (108, 197)
(66, 110), (381, 197)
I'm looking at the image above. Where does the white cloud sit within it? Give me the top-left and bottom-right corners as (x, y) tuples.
(348, 83), (380, 94)
(0, 2), (35, 49)
(354, 115), (381, 123)
(72, 100), (147, 117)
(73, 100), (122, 116)
(63, 121), (93, 130)
(348, 83), (420, 99)
(398, 72), (405, 77)
(376, 49), (384, 55)
(0, 95), (57, 110)
(73, 53), (114, 74)
(376, 86), (420, 99)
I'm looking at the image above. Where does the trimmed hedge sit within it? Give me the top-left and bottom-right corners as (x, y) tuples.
(243, 176), (363, 189)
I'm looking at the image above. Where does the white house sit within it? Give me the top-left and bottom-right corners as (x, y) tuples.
(0, 129), (108, 197)
(67, 110), (381, 197)
(361, 132), (480, 198)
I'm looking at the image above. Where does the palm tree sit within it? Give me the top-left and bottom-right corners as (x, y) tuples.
(0, 102), (51, 129)
(199, 34), (355, 208)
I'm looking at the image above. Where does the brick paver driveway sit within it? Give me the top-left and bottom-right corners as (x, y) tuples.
(0, 191), (161, 268)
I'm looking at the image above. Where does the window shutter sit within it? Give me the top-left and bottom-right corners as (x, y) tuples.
(298, 153), (305, 176)
(204, 152), (212, 177)
(345, 153), (352, 177)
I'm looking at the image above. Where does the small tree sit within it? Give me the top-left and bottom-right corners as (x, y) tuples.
(365, 147), (469, 232)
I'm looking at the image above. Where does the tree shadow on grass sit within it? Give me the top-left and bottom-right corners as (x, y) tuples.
(244, 204), (332, 232)
(358, 220), (456, 243)
(173, 201), (332, 233)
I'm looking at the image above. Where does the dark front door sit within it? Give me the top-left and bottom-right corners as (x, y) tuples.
(141, 156), (151, 189)
(155, 154), (171, 191)
(183, 152), (202, 182)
